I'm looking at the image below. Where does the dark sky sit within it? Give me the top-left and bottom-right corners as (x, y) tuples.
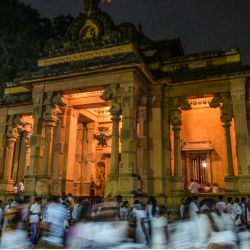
(21, 0), (250, 64)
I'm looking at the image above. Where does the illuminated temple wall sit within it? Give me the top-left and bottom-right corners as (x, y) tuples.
(180, 99), (238, 189)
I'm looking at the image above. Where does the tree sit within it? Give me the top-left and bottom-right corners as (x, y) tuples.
(0, 0), (73, 94)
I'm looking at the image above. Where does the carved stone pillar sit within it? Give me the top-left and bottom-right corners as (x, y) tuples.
(110, 110), (121, 174)
(210, 93), (238, 193)
(36, 92), (62, 196)
(25, 85), (44, 195)
(42, 116), (57, 176)
(162, 89), (172, 195)
(171, 110), (182, 178)
(0, 115), (20, 192)
(4, 128), (19, 181)
(169, 97), (190, 193)
(100, 84), (121, 197)
(51, 105), (67, 195)
(210, 93), (234, 176)
(119, 84), (141, 198)
(148, 85), (164, 197)
(24, 130), (32, 176)
(0, 112), (7, 179)
(223, 121), (234, 176)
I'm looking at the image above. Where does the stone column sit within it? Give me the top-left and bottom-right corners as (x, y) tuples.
(100, 84), (121, 197)
(136, 103), (148, 194)
(230, 78), (250, 193)
(170, 109), (182, 178)
(0, 112), (8, 179)
(25, 85), (44, 195)
(24, 129), (32, 176)
(148, 85), (164, 198)
(162, 88), (172, 196)
(64, 107), (79, 194)
(210, 93), (237, 192)
(210, 93), (235, 176)
(42, 116), (57, 176)
(222, 120), (234, 176)
(3, 128), (19, 191)
(51, 105), (67, 195)
(110, 110), (121, 174)
(169, 97), (190, 193)
(36, 92), (62, 196)
(119, 84), (140, 199)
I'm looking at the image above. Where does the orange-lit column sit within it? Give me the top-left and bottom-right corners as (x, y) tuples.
(24, 133), (31, 173)
(42, 116), (57, 176)
(4, 128), (19, 181)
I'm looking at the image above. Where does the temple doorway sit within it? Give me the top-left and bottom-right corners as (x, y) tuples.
(182, 141), (213, 189)
(57, 90), (115, 196)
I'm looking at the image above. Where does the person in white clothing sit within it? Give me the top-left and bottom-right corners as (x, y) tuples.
(216, 195), (226, 215)
(151, 206), (168, 249)
(29, 197), (42, 245)
(188, 179), (200, 193)
(189, 196), (199, 218)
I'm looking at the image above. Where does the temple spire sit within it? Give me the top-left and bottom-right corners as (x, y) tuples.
(84, 0), (100, 17)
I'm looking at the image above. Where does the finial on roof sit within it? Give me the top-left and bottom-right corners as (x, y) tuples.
(84, 0), (100, 17)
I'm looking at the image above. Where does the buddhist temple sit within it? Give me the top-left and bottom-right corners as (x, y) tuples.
(1, 0), (250, 204)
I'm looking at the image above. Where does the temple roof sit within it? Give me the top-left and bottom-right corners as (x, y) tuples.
(1, 0), (250, 105)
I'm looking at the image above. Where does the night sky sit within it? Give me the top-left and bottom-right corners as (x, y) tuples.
(21, 0), (250, 64)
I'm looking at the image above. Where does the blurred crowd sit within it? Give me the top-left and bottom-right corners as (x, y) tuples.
(0, 193), (249, 248)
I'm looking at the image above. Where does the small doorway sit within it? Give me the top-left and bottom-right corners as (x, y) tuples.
(182, 141), (213, 189)
(183, 151), (213, 189)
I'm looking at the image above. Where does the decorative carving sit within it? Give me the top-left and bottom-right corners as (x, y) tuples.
(209, 93), (233, 123)
(43, 92), (64, 126)
(101, 84), (121, 117)
(94, 127), (111, 147)
(100, 86), (113, 101)
(169, 97), (187, 128)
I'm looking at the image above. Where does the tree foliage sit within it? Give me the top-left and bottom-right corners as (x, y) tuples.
(0, 0), (73, 94)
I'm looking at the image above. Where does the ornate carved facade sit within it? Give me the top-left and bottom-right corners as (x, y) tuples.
(1, 0), (250, 203)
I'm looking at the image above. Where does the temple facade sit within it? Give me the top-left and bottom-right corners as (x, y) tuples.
(1, 0), (250, 203)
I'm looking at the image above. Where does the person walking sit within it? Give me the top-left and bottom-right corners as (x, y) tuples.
(29, 197), (42, 246)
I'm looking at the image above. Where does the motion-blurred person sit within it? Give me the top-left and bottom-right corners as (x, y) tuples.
(2, 199), (14, 232)
(151, 205), (168, 249)
(116, 194), (123, 219)
(216, 195), (226, 215)
(21, 196), (30, 229)
(120, 200), (129, 221)
(0, 207), (29, 248)
(29, 197), (42, 246)
(189, 196), (199, 218)
(240, 197), (246, 225)
(0, 200), (4, 236)
(246, 195), (250, 229)
(145, 196), (159, 243)
(133, 201), (149, 246)
(179, 198), (186, 220)
(71, 197), (80, 222)
(41, 195), (68, 247)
